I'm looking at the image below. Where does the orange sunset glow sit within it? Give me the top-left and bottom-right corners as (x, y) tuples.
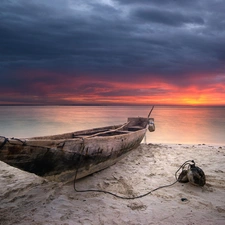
(0, 73), (225, 106)
(52, 73), (225, 106)
(1, 71), (224, 106)
(1, 70), (225, 106)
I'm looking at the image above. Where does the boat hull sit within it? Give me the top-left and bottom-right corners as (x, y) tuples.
(0, 117), (153, 181)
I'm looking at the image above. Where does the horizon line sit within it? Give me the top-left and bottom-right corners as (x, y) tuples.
(0, 103), (225, 107)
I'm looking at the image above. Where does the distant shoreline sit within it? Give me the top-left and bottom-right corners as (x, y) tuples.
(1, 104), (225, 107)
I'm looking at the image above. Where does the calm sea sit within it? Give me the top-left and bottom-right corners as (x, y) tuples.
(0, 106), (224, 145)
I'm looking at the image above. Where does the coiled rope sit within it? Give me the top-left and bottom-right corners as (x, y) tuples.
(74, 160), (195, 200)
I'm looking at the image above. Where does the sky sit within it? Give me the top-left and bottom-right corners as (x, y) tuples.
(1, 0), (225, 106)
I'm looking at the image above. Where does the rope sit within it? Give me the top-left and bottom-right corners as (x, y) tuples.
(0, 136), (9, 149)
(74, 160), (195, 200)
(11, 137), (26, 146)
(0, 136), (53, 150)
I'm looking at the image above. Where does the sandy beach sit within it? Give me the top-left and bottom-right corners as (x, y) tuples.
(0, 143), (225, 225)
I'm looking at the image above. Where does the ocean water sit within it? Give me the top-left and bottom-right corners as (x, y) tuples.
(0, 106), (225, 145)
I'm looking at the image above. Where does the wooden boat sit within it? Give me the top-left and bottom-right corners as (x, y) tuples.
(0, 116), (155, 181)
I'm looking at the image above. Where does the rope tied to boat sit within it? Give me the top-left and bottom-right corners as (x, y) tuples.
(0, 136), (54, 151)
(74, 160), (203, 200)
(0, 136), (27, 149)
(11, 137), (27, 146)
(0, 136), (9, 149)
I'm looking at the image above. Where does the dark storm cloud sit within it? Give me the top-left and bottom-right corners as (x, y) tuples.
(0, 0), (225, 103)
(132, 8), (204, 27)
(1, 0), (136, 76)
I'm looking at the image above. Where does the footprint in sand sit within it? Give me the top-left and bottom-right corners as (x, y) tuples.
(127, 202), (147, 211)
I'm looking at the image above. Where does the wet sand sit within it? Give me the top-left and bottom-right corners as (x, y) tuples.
(0, 143), (225, 225)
